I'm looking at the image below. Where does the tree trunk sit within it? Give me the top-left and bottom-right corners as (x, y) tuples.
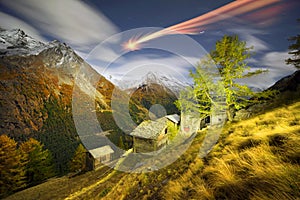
(226, 109), (233, 122)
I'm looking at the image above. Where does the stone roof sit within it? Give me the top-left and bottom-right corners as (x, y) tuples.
(166, 114), (180, 124)
(89, 145), (114, 158)
(130, 117), (168, 139)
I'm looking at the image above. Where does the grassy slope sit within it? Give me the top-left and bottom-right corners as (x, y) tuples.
(4, 165), (125, 200)
(5, 100), (300, 200)
(160, 101), (300, 200)
(103, 100), (300, 200)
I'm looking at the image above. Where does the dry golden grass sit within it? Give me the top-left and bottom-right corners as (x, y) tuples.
(4, 165), (124, 200)
(158, 101), (300, 200)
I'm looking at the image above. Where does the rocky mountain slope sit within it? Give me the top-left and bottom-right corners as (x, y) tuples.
(0, 29), (147, 173)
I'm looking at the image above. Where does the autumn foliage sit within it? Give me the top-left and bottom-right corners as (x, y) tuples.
(0, 135), (54, 197)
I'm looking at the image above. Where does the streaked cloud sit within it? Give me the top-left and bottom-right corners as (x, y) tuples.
(241, 51), (297, 89)
(230, 28), (269, 52)
(0, 12), (45, 42)
(262, 51), (291, 70)
(226, 27), (297, 89)
(0, 0), (118, 54)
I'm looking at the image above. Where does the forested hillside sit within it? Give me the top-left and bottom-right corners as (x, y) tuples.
(0, 29), (148, 197)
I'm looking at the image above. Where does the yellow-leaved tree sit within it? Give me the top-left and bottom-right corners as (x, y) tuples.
(0, 135), (26, 197)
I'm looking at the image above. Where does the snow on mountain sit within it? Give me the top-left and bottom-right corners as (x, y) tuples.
(0, 29), (78, 66)
(0, 28), (83, 75)
(40, 40), (82, 69)
(115, 71), (191, 95)
(0, 28), (110, 109)
(0, 29), (47, 56)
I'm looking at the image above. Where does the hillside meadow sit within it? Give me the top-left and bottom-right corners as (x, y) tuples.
(5, 99), (300, 200)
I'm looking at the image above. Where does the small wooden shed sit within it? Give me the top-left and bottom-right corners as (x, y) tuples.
(86, 145), (114, 170)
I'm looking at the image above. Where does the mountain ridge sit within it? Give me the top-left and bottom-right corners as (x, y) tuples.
(0, 28), (147, 174)
(116, 71), (190, 95)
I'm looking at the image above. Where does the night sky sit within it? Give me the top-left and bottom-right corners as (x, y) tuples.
(0, 0), (299, 89)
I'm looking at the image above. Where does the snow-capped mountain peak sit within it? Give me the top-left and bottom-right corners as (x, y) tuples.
(0, 29), (81, 69)
(115, 71), (191, 95)
(0, 29), (75, 60)
(0, 29), (47, 56)
(0, 28), (110, 109)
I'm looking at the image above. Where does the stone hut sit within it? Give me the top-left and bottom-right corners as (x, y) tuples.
(130, 117), (168, 153)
